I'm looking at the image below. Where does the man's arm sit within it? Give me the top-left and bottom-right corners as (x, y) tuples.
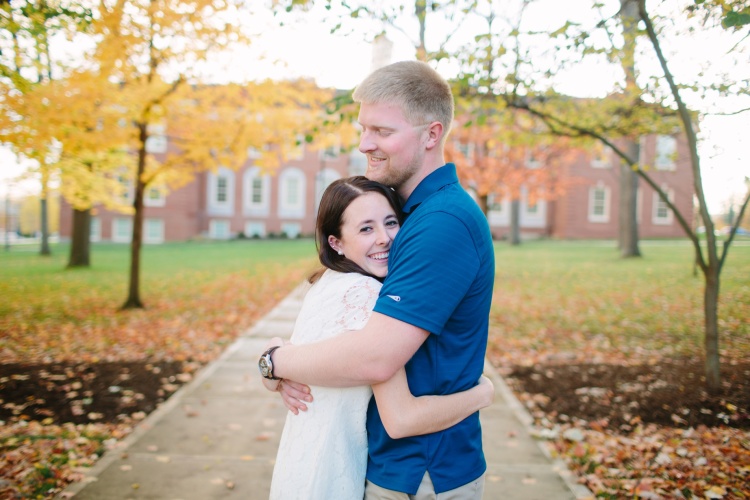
(271, 312), (429, 387)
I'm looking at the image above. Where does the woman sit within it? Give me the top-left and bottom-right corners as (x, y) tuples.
(265, 177), (494, 499)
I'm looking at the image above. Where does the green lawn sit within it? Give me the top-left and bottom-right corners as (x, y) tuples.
(0, 240), (318, 363)
(1, 238), (748, 365)
(488, 239), (750, 364)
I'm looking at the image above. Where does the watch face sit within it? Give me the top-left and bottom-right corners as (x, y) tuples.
(259, 358), (271, 377)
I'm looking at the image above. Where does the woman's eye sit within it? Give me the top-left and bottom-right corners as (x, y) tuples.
(386, 220), (399, 227)
(360, 226), (373, 233)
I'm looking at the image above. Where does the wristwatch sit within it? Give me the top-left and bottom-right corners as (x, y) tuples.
(259, 345), (281, 380)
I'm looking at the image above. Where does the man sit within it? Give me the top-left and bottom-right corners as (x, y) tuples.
(259, 60), (495, 498)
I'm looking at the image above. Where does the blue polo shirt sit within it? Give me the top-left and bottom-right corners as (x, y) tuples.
(366, 163), (495, 494)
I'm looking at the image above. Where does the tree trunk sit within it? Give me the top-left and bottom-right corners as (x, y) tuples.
(619, 0), (641, 258)
(619, 143), (641, 258)
(40, 196), (51, 256)
(703, 263), (721, 391)
(477, 193), (488, 218)
(67, 207), (91, 268)
(122, 129), (147, 310)
(510, 199), (520, 245)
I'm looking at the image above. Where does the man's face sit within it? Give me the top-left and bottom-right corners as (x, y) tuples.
(357, 101), (427, 194)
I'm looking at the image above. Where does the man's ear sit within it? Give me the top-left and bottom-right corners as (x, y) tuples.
(425, 121), (444, 150)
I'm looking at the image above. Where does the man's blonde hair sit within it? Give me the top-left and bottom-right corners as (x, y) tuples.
(352, 61), (454, 140)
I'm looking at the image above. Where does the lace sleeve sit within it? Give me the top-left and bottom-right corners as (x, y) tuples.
(336, 276), (382, 331)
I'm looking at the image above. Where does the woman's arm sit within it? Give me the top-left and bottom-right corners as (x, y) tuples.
(372, 369), (495, 440)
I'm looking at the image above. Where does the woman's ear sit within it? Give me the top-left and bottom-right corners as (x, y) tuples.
(328, 235), (342, 255)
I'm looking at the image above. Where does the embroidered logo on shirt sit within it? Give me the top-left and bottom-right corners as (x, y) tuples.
(387, 295), (401, 302)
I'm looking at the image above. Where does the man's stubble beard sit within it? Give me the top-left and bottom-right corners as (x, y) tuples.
(366, 148), (423, 194)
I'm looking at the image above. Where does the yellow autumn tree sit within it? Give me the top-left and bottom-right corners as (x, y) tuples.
(0, 0), (95, 256)
(88, 0), (335, 309)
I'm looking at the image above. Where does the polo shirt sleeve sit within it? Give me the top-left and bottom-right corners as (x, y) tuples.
(373, 210), (479, 335)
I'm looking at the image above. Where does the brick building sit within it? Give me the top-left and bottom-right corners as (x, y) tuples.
(59, 128), (692, 243)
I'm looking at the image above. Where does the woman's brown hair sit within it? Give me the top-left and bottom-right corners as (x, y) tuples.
(308, 176), (403, 284)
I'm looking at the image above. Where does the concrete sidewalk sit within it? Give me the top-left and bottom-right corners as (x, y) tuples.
(60, 284), (590, 499)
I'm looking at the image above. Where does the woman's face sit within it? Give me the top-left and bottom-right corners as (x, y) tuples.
(328, 192), (400, 278)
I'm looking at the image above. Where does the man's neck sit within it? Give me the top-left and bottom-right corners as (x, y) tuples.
(397, 158), (446, 201)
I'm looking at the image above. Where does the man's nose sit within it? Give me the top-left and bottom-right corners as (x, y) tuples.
(359, 131), (375, 153)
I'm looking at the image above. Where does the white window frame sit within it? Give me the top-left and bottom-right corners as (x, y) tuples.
(244, 221), (266, 238)
(209, 219), (231, 240)
(144, 185), (166, 207)
(315, 168), (341, 209)
(588, 184), (611, 223)
(117, 172), (133, 205)
(90, 216), (101, 242)
(145, 123), (168, 154)
(652, 186), (675, 225)
(525, 147), (544, 169)
(144, 218), (165, 244)
(487, 193), (510, 227)
(207, 168), (235, 216)
(281, 222), (302, 239)
(348, 150), (368, 176)
(655, 135), (677, 171)
(112, 217), (132, 243)
(243, 167), (271, 216)
(278, 167), (306, 219)
(591, 145), (612, 169)
(521, 188), (546, 228)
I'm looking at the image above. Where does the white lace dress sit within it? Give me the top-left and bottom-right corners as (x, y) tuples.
(269, 270), (381, 500)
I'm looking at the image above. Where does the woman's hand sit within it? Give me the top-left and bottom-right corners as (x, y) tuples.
(277, 379), (313, 415)
(258, 337), (313, 414)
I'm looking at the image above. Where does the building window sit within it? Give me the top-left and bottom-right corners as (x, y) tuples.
(117, 173), (133, 204)
(348, 150), (368, 176)
(145, 123), (168, 154)
(454, 141), (474, 165)
(209, 219), (231, 239)
(144, 185), (166, 207)
(112, 217), (132, 243)
(281, 222), (302, 238)
(315, 168), (341, 209)
(588, 184), (611, 223)
(288, 135), (305, 160)
(652, 186), (674, 225)
(526, 147), (544, 169)
(208, 168), (235, 216)
(655, 135), (677, 171)
(591, 144), (612, 169)
(144, 218), (164, 243)
(278, 168), (306, 218)
(244, 221), (266, 238)
(217, 177), (228, 203)
(243, 167), (270, 216)
(90, 216), (101, 242)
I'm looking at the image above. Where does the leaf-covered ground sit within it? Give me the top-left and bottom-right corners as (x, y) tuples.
(2, 240), (748, 499)
(1, 241), (315, 498)
(501, 359), (750, 499)
(486, 240), (750, 499)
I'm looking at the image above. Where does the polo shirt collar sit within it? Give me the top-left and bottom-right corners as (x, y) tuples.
(402, 163), (458, 216)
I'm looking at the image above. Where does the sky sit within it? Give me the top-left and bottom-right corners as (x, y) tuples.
(1, 0), (748, 215)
